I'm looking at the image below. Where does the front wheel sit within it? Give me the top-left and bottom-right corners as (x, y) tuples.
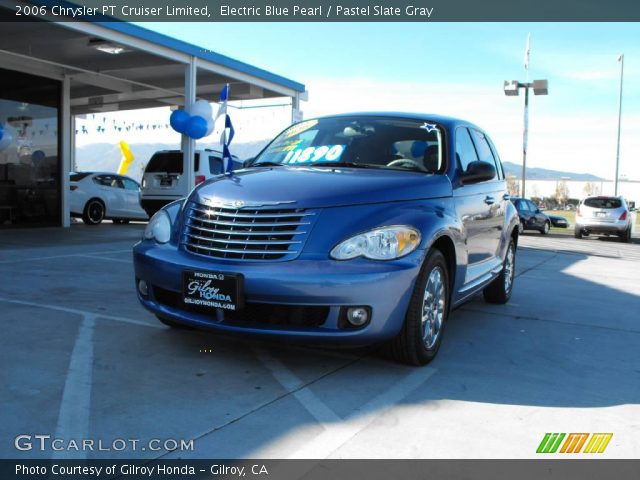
(540, 221), (550, 235)
(388, 249), (449, 366)
(483, 239), (516, 304)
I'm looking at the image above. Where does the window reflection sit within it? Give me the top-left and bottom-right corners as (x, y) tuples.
(0, 69), (60, 227)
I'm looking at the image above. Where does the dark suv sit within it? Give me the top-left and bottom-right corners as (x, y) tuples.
(134, 113), (520, 365)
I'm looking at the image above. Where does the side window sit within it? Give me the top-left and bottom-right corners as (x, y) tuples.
(111, 177), (124, 189)
(93, 175), (112, 187)
(527, 201), (538, 212)
(455, 127), (479, 173)
(208, 155), (223, 174)
(469, 129), (498, 181)
(514, 200), (526, 212)
(486, 136), (505, 180)
(193, 153), (200, 172)
(122, 178), (139, 191)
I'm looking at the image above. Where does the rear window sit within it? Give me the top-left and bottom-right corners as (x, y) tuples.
(70, 172), (92, 182)
(145, 152), (203, 174)
(145, 152), (183, 174)
(584, 197), (622, 209)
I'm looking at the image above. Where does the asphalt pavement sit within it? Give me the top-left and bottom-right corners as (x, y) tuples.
(1, 225), (638, 459)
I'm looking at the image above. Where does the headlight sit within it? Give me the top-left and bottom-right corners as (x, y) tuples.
(144, 210), (171, 243)
(330, 226), (421, 260)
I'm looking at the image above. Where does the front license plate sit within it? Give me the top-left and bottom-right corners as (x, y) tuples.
(182, 270), (244, 311)
(160, 178), (172, 187)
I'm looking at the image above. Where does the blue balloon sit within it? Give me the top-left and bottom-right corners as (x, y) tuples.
(169, 109), (190, 134)
(32, 150), (46, 162)
(186, 115), (208, 139)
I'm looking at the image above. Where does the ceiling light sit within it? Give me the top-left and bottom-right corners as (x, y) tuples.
(88, 38), (128, 55)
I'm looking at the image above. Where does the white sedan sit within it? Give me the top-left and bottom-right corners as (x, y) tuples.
(70, 172), (148, 225)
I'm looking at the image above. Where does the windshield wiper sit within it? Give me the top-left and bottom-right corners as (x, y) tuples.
(250, 161), (285, 167)
(310, 161), (380, 169)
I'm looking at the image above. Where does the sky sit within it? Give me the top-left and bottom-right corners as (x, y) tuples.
(81, 22), (640, 181)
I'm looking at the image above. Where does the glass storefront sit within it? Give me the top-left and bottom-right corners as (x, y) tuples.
(0, 68), (60, 227)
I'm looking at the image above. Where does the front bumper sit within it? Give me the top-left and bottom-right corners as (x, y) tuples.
(133, 241), (425, 344)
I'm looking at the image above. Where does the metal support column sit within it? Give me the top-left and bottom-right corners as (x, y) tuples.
(181, 57), (197, 195)
(61, 75), (71, 227)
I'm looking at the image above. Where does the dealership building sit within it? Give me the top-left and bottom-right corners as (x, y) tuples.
(0, 11), (306, 228)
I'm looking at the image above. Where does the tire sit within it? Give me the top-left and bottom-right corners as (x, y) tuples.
(540, 221), (550, 235)
(156, 315), (194, 330)
(483, 239), (516, 304)
(574, 226), (582, 239)
(82, 199), (105, 225)
(388, 249), (449, 366)
(620, 226), (632, 243)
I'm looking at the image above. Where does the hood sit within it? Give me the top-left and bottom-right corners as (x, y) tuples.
(191, 167), (452, 209)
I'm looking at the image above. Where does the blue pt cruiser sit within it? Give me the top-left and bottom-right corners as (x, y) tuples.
(134, 113), (519, 365)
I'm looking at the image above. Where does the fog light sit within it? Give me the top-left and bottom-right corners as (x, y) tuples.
(347, 307), (369, 326)
(138, 279), (149, 297)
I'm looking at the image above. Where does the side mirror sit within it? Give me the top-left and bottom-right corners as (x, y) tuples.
(460, 161), (496, 185)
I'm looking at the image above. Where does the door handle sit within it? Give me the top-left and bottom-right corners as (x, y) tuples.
(484, 196), (495, 205)
(503, 193), (510, 201)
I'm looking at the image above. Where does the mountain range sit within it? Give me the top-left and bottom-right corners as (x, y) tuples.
(75, 142), (607, 182)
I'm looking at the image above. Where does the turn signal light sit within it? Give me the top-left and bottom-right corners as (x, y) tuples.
(195, 175), (206, 186)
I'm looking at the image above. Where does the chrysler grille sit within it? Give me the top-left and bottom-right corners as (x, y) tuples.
(181, 202), (314, 261)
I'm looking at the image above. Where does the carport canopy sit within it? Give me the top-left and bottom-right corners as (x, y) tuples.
(0, 11), (306, 226)
(0, 18), (306, 113)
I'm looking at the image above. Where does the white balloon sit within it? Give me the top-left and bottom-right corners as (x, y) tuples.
(205, 117), (215, 136)
(189, 100), (213, 120)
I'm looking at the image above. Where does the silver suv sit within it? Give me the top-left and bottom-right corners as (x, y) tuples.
(575, 196), (632, 242)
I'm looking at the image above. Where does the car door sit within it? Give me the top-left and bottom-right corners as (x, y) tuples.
(121, 177), (145, 219)
(527, 200), (544, 228)
(452, 127), (501, 282)
(93, 174), (124, 216)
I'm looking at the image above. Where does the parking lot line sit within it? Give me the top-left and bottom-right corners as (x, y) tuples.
(288, 366), (437, 459)
(254, 348), (343, 424)
(0, 249), (133, 264)
(52, 314), (96, 460)
(78, 254), (133, 264)
(0, 297), (162, 330)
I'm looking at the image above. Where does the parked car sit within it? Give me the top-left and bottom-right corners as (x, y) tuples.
(70, 172), (148, 225)
(511, 197), (551, 234)
(140, 149), (241, 217)
(133, 113), (519, 366)
(575, 195), (632, 242)
(547, 214), (569, 228)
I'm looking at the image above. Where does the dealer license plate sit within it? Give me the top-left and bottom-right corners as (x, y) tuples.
(182, 270), (244, 311)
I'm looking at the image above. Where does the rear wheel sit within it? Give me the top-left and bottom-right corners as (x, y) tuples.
(82, 199), (105, 225)
(388, 249), (449, 366)
(620, 226), (632, 243)
(574, 226), (582, 239)
(483, 239), (516, 304)
(156, 315), (194, 330)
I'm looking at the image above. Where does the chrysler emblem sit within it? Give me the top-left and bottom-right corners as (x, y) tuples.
(200, 196), (296, 209)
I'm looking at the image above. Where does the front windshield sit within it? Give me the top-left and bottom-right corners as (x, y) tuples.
(253, 116), (444, 173)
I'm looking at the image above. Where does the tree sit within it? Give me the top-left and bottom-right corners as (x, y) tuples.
(554, 180), (569, 206)
(506, 174), (520, 197)
(583, 181), (600, 197)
